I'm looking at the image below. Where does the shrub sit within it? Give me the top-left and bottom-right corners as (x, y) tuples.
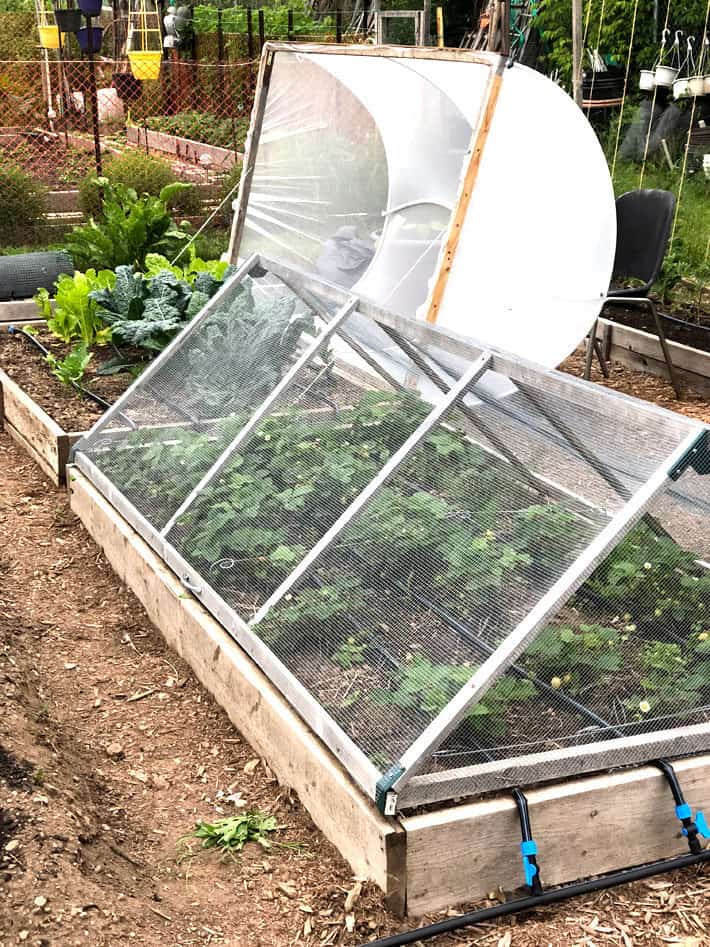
(0, 165), (47, 246)
(79, 150), (202, 219)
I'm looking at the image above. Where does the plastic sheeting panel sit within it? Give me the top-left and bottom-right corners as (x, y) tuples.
(233, 46), (616, 368)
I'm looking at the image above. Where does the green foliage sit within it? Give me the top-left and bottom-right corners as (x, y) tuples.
(186, 811), (278, 855)
(144, 111), (250, 152)
(89, 260), (230, 355)
(35, 269), (114, 346)
(193, 1), (333, 36)
(524, 624), (622, 693)
(0, 164), (47, 246)
(45, 342), (92, 386)
(582, 522), (710, 637)
(66, 179), (191, 271)
(258, 578), (367, 649)
(628, 638), (710, 714)
(375, 655), (536, 736)
(78, 150), (201, 219)
(332, 635), (367, 670)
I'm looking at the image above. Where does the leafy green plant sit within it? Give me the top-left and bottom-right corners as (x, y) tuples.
(332, 635), (367, 669)
(627, 639), (709, 716)
(524, 624), (622, 693)
(0, 164), (47, 246)
(144, 110), (250, 152)
(375, 655), (536, 737)
(79, 150), (201, 219)
(45, 342), (92, 386)
(184, 811), (278, 857)
(66, 179), (191, 271)
(35, 269), (115, 346)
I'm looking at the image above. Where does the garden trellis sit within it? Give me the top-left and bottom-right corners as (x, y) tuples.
(72, 250), (710, 813)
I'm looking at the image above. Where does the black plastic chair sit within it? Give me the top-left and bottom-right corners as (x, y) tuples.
(584, 189), (681, 398)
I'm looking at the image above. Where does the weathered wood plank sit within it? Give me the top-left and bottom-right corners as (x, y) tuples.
(402, 754), (710, 915)
(596, 319), (710, 397)
(0, 368), (65, 482)
(68, 469), (406, 912)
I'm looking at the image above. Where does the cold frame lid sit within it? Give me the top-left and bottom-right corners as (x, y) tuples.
(231, 44), (616, 368)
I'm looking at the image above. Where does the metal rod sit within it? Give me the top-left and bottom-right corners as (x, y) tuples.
(391, 429), (702, 795)
(159, 295), (359, 537)
(250, 352), (494, 626)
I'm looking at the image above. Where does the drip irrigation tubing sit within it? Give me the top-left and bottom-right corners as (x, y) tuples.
(358, 850), (710, 947)
(8, 325), (112, 412)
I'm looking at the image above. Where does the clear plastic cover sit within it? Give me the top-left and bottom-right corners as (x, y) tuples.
(233, 47), (616, 367)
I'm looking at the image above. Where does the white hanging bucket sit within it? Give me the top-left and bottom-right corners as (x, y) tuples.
(639, 69), (655, 91)
(656, 29), (683, 87)
(704, 74), (710, 93)
(688, 75), (705, 96)
(673, 76), (691, 98)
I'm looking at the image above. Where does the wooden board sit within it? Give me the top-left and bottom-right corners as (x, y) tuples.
(402, 754), (710, 915)
(68, 468), (406, 913)
(0, 369), (81, 485)
(596, 318), (710, 397)
(0, 300), (44, 325)
(126, 126), (241, 170)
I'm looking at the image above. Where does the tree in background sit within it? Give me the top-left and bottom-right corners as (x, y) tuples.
(535, 0), (708, 90)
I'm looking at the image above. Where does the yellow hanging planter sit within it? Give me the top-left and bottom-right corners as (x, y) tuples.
(128, 50), (162, 80)
(38, 24), (61, 48)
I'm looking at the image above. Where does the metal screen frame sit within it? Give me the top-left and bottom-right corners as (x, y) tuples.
(72, 257), (710, 811)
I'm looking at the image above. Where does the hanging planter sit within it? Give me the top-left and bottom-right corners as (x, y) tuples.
(128, 50), (162, 79)
(78, 0), (102, 16)
(53, 7), (82, 32)
(112, 70), (143, 101)
(700, 35), (710, 95)
(76, 25), (103, 52)
(672, 36), (695, 100)
(37, 3), (61, 48)
(38, 23), (61, 47)
(639, 69), (655, 91)
(654, 29), (680, 87)
(127, 0), (163, 80)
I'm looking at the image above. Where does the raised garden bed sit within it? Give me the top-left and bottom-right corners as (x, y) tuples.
(127, 124), (242, 170)
(68, 466), (710, 915)
(0, 326), (132, 483)
(595, 317), (710, 397)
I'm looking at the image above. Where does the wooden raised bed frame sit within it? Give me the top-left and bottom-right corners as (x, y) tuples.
(0, 367), (83, 486)
(68, 467), (710, 917)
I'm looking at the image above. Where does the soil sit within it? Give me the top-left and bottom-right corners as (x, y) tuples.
(0, 329), (135, 431)
(0, 137), (98, 188)
(1, 430), (710, 943)
(561, 347), (710, 426)
(605, 301), (710, 354)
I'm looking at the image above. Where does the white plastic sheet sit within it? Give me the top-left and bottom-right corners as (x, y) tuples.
(235, 47), (616, 368)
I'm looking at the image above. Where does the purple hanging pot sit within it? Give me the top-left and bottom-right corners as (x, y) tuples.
(76, 25), (103, 52)
(77, 0), (102, 16)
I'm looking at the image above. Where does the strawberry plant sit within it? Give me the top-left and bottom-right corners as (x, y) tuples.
(523, 624), (622, 694)
(45, 342), (92, 387)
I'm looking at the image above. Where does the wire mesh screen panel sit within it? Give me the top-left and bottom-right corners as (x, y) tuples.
(164, 347), (438, 615)
(73, 266), (710, 805)
(77, 268), (340, 530)
(410, 464), (710, 799)
(248, 358), (701, 780)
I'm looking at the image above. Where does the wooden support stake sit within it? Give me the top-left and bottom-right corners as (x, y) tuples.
(424, 56), (505, 324)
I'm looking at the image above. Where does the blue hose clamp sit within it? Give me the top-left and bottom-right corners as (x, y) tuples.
(520, 839), (538, 888)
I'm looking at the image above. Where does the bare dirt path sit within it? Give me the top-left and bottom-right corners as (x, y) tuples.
(1, 346), (710, 947)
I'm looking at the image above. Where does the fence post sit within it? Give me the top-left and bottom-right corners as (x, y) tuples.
(336, 8), (342, 43)
(287, 9), (293, 40)
(247, 7), (254, 59)
(85, 14), (103, 177)
(217, 4), (225, 100)
(258, 8), (265, 52)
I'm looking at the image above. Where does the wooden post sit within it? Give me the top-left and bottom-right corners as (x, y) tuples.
(572, 0), (584, 107)
(258, 8), (265, 52)
(436, 6), (443, 47)
(422, 0), (431, 45)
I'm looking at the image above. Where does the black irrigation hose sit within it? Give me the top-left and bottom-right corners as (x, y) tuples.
(359, 850), (710, 947)
(8, 325), (112, 412)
